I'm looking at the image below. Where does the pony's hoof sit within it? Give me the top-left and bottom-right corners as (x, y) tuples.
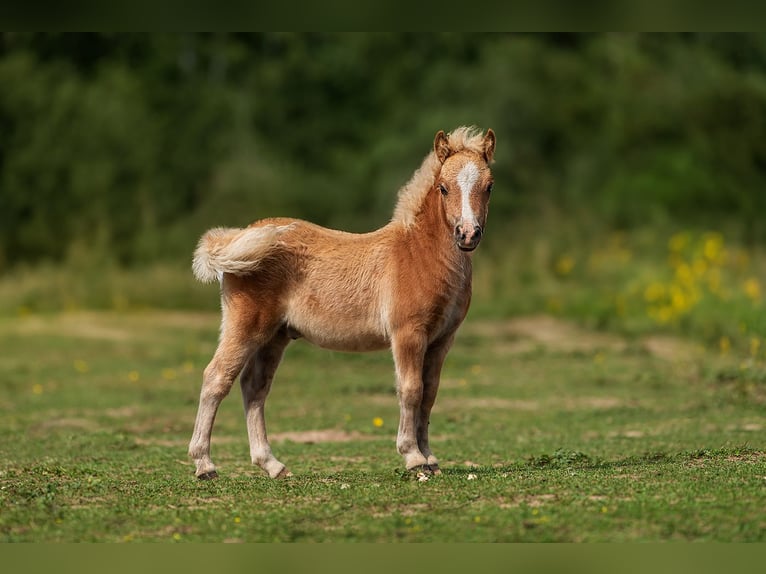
(274, 467), (293, 479)
(197, 470), (218, 481)
(408, 464), (437, 481)
(409, 464), (442, 474)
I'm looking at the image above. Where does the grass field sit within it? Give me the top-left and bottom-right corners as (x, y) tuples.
(0, 310), (764, 542)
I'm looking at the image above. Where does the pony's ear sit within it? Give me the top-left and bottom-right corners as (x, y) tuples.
(483, 129), (496, 164)
(433, 130), (451, 164)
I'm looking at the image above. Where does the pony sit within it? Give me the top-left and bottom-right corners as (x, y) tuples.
(188, 126), (496, 479)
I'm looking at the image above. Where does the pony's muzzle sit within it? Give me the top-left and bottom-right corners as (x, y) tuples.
(455, 224), (482, 251)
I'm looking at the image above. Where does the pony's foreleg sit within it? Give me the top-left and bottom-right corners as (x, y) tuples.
(392, 330), (429, 471)
(240, 331), (291, 479)
(188, 337), (252, 479)
(418, 335), (455, 475)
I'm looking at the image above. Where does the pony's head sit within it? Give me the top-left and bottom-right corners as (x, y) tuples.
(433, 128), (496, 252)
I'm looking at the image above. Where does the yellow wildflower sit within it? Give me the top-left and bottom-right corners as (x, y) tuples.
(702, 232), (724, 263)
(614, 295), (626, 316)
(739, 322), (748, 334)
(720, 336), (731, 355)
(554, 255), (575, 276)
(707, 269), (722, 296)
(670, 286), (689, 313)
(675, 263), (694, 286)
(669, 232), (690, 253)
(692, 258), (708, 278)
(650, 306), (674, 324)
(744, 278), (761, 302)
(372, 417), (384, 428)
(644, 282), (666, 303)
(546, 297), (562, 313)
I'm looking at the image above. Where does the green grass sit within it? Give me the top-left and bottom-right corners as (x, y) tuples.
(1, 311), (764, 542)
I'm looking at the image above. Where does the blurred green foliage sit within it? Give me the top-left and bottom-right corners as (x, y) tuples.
(1, 33), (766, 270)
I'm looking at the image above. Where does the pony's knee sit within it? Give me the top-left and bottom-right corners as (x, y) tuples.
(397, 382), (423, 409)
(201, 365), (236, 401)
(396, 435), (420, 457)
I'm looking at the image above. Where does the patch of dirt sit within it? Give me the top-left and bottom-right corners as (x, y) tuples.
(270, 429), (379, 443)
(134, 436), (242, 447)
(465, 316), (704, 362)
(133, 429), (383, 448)
(498, 493), (558, 509)
(132, 311), (219, 329)
(371, 503), (429, 518)
(608, 429), (645, 439)
(327, 455), (369, 463)
(466, 316), (626, 354)
(7, 311), (219, 342)
(725, 423), (764, 432)
(641, 336), (702, 362)
(13, 313), (135, 342)
(434, 395), (629, 412)
(565, 396), (626, 410)
(104, 406), (140, 418)
(685, 451), (766, 469)
(725, 452), (766, 463)
(435, 397), (541, 411)
(32, 418), (100, 433)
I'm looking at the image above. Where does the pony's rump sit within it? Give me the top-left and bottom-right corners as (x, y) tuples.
(192, 224), (294, 283)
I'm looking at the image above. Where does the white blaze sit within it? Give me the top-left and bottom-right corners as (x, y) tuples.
(457, 161), (480, 224)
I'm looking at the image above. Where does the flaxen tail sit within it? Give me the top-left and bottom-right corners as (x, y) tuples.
(192, 224), (294, 283)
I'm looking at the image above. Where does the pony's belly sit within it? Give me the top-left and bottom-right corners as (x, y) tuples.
(294, 326), (389, 352)
(285, 307), (389, 352)
(285, 289), (390, 352)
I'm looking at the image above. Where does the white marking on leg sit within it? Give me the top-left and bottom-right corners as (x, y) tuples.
(457, 161), (480, 224)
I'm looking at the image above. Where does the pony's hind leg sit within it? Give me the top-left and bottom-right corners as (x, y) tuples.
(240, 329), (291, 479)
(188, 333), (253, 479)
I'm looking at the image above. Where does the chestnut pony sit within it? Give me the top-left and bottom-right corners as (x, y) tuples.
(188, 126), (496, 479)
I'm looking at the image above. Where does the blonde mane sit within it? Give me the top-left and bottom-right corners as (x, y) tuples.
(392, 126), (489, 226)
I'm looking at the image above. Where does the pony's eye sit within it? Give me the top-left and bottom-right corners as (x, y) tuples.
(439, 184), (448, 196)
(486, 182), (494, 195)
